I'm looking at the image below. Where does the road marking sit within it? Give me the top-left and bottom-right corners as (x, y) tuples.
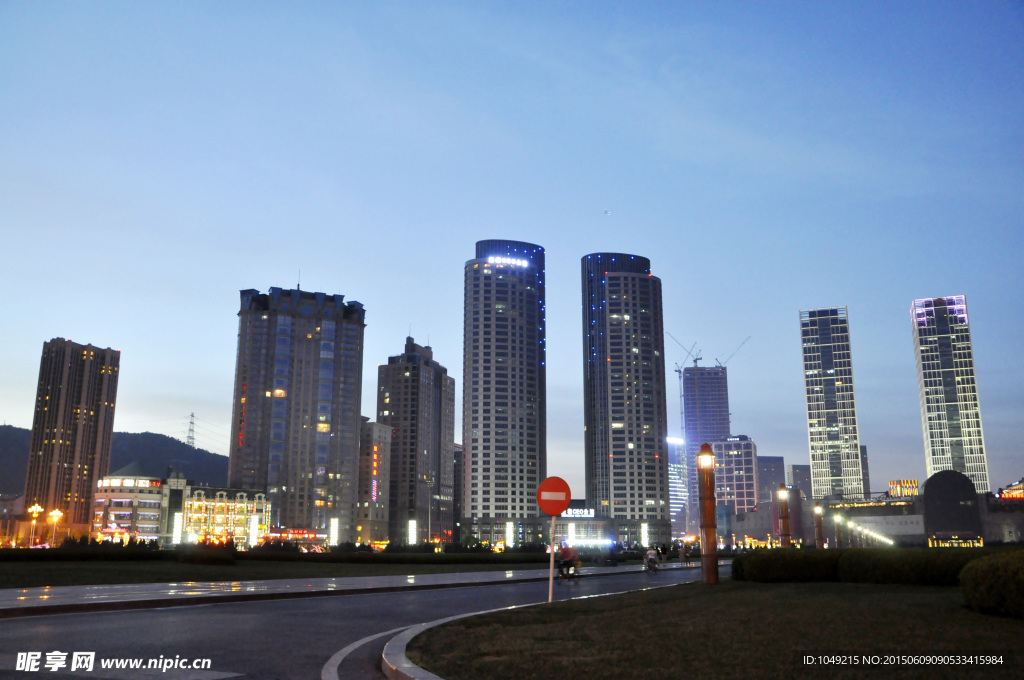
(321, 625), (411, 680)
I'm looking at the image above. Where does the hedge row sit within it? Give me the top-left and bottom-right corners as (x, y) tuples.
(732, 548), (1005, 586)
(960, 551), (1024, 619)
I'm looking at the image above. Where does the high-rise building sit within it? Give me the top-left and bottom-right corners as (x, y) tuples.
(786, 463), (813, 500)
(377, 337), (456, 545)
(581, 253), (670, 527)
(682, 364), (731, 532)
(757, 456), (785, 505)
(911, 296), (990, 493)
(667, 437), (687, 537)
(356, 418), (392, 546)
(24, 338), (120, 529)
(860, 445), (871, 496)
(800, 306), (865, 499)
(463, 240), (546, 524)
(710, 435), (758, 515)
(228, 288), (365, 539)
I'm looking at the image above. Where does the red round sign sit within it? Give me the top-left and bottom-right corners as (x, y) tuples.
(536, 476), (572, 516)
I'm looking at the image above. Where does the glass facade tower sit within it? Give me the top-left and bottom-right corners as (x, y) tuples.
(912, 296), (989, 493)
(800, 306), (865, 499)
(228, 288), (365, 539)
(581, 253), (669, 524)
(682, 364), (730, 533)
(463, 240), (546, 522)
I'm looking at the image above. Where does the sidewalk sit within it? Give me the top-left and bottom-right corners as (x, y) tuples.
(0, 562), (687, 619)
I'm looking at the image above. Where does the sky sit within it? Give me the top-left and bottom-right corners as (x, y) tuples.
(2, 2), (1022, 497)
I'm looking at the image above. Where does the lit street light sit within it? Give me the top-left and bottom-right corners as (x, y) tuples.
(27, 504), (43, 547)
(697, 444), (718, 585)
(48, 509), (63, 545)
(777, 484), (791, 548)
(813, 504), (824, 549)
(833, 514), (844, 549)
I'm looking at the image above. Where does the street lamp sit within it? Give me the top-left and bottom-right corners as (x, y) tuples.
(813, 504), (824, 549)
(847, 521), (857, 548)
(48, 509), (63, 546)
(833, 514), (844, 549)
(27, 504), (43, 547)
(777, 484), (791, 548)
(696, 444), (718, 585)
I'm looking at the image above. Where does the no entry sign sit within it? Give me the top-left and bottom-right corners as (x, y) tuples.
(536, 476), (571, 516)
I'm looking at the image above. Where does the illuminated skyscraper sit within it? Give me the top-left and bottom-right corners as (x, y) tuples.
(24, 338), (120, 529)
(463, 240), (546, 524)
(582, 253), (669, 529)
(710, 436), (758, 515)
(912, 296), (989, 493)
(800, 306), (865, 499)
(377, 337), (456, 545)
(228, 288), (365, 538)
(667, 436), (687, 537)
(682, 364), (730, 532)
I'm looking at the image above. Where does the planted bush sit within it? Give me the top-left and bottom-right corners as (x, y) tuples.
(960, 550), (1024, 619)
(837, 548), (988, 586)
(730, 549), (840, 582)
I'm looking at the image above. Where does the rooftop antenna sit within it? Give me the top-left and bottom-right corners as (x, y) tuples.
(297, 269), (301, 291)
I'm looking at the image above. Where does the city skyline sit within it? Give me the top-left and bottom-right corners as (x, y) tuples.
(2, 4), (1022, 501)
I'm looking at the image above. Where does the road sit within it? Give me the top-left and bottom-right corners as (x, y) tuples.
(0, 565), (715, 680)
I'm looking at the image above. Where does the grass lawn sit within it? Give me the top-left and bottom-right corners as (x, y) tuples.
(407, 580), (1022, 680)
(0, 559), (549, 590)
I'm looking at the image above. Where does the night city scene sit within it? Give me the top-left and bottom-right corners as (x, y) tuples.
(1, 3), (1022, 679)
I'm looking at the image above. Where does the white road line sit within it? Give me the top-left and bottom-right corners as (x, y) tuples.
(321, 626), (411, 680)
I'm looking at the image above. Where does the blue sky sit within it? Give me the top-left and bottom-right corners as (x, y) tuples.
(2, 2), (1022, 496)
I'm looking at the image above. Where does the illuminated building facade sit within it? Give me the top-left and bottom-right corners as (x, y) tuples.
(581, 253), (670, 534)
(682, 364), (730, 532)
(181, 487), (269, 546)
(24, 338), (120, 529)
(377, 337), (455, 545)
(92, 471), (163, 542)
(356, 419), (392, 546)
(228, 288), (365, 540)
(912, 296), (990, 493)
(711, 436), (758, 515)
(800, 306), (865, 499)
(667, 437), (687, 537)
(463, 240), (546, 531)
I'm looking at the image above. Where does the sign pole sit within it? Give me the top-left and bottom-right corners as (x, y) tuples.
(548, 514), (556, 603)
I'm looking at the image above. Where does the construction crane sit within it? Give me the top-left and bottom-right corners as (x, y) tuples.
(715, 336), (752, 367)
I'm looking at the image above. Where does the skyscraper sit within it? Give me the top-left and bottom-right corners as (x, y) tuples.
(582, 253), (669, 526)
(800, 306), (865, 499)
(912, 296), (990, 493)
(228, 288), (365, 539)
(710, 435), (758, 515)
(757, 456), (785, 505)
(356, 418), (391, 546)
(377, 337), (456, 545)
(667, 436), (687, 537)
(682, 364), (730, 532)
(24, 338), (120, 529)
(463, 240), (546, 523)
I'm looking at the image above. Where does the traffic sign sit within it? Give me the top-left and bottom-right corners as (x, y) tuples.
(536, 476), (571, 516)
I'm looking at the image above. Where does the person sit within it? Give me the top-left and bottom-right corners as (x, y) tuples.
(645, 546), (659, 572)
(559, 543), (580, 578)
(682, 544), (692, 566)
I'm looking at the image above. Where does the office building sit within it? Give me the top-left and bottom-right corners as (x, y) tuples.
(860, 445), (871, 495)
(682, 364), (731, 532)
(667, 437), (687, 537)
(24, 338), (120, 529)
(377, 337), (455, 545)
(912, 296), (990, 493)
(786, 464), (813, 500)
(800, 306), (865, 499)
(711, 436), (758, 515)
(582, 253), (670, 533)
(757, 456), (785, 505)
(228, 288), (366, 540)
(463, 240), (546, 530)
(356, 419), (392, 546)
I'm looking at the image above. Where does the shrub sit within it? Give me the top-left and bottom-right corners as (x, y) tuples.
(837, 548), (988, 586)
(174, 545), (236, 565)
(730, 548), (840, 583)
(960, 550), (1024, 619)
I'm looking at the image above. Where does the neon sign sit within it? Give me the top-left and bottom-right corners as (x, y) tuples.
(561, 508), (595, 518)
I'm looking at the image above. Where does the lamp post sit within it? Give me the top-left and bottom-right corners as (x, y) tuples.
(813, 504), (824, 549)
(27, 504), (43, 547)
(848, 521), (857, 548)
(48, 509), (63, 546)
(777, 484), (791, 548)
(697, 444), (718, 585)
(833, 514), (844, 549)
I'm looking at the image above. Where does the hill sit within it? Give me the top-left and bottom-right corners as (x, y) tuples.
(0, 425), (228, 496)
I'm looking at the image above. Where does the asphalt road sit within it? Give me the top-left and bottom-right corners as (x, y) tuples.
(0, 566), (713, 680)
